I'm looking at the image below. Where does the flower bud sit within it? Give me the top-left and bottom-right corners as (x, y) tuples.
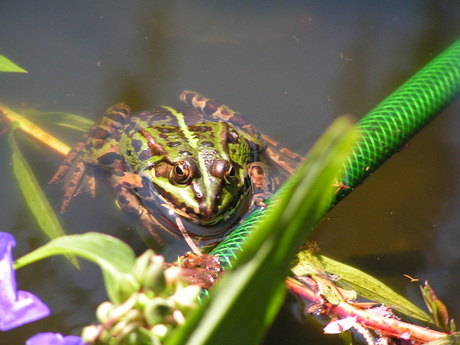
(152, 324), (171, 340)
(81, 325), (103, 344)
(144, 297), (173, 326)
(116, 273), (140, 302)
(171, 285), (201, 311)
(142, 255), (166, 293)
(133, 250), (155, 283)
(95, 301), (114, 323)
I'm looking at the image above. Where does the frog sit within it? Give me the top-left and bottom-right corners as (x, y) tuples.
(51, 91), (302, 245)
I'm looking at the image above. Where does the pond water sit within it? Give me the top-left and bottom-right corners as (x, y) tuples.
(1, 1), (460, 344)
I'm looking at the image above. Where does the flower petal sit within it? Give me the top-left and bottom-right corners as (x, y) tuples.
(0, 290), (50, 331)
(0, 232), (17, 301)
(26, 332), (85, 345)
(0, 232), (50, 331)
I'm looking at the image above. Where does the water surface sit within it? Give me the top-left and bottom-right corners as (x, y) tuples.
(1, 1), (460, 344)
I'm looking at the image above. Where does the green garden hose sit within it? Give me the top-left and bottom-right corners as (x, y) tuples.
(211, 39), (460, 269)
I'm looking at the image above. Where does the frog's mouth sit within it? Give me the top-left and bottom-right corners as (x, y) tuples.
(139, 187), (252, 238)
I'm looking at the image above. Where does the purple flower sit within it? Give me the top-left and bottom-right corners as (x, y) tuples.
(0, 232), (50, 331)
(26, 332), (85, 345)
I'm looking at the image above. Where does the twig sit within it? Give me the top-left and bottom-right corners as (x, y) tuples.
(286, 276), (447, 344)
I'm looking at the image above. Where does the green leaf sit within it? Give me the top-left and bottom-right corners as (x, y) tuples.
(21, 108), (94, 132)
(424, 335), (460, 345)
(421, 281), (452, 331)
(166, 116), (358, 345)
(0, 55), (28, 73)
(8, 130), (78, 267)
(292, 250), (432, 323)
(14, 232), (136, 304)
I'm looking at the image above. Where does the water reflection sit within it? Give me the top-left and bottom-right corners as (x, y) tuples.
(0, 1), (459, 344)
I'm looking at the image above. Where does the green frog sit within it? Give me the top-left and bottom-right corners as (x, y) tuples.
(51, 91), (302, 245)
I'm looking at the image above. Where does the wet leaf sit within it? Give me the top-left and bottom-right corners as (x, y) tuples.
(422, 282), (452, 332)
(292, 250), (432, 323)
(14, 232), (136, 304)
(8, 130), (78, 267)
(0, 55), (27, 73)
(424, 334), (460, 345)
(166, 116), (358, 345)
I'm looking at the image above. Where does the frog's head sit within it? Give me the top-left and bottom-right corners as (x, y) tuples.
(138, 155), (252, 236)
(129, 121), (256, 237)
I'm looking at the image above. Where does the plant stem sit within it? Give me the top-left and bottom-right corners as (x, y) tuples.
(0, 104), (70, 156)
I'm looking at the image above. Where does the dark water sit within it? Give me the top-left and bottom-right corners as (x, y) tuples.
(1, 1), (460, 344)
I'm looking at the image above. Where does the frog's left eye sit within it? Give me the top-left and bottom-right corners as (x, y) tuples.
(171, 160), (196, 185)
(211, 159), (237, 182)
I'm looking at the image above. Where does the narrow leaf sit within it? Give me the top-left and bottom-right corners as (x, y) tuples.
(0, 55), (28, 73)
(292, 251), (431, 323)
(423, 335), (460, 345)
(21, 108), (94, 132)
(8, 131), (78, 267)
(167, 116), (358, 345)
(14, 232), (136, 304)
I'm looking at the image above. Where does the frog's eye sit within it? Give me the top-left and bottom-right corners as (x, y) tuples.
(211, 159), (236, 182)
(227, 166), (236, 178)
(171, 160), (195, 185)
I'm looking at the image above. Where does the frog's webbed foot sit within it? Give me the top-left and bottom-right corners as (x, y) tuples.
(50, 139), (98, 213)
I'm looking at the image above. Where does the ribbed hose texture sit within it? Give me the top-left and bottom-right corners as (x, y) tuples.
(211, 40), (460, 268)
(334, 39), (460, 204)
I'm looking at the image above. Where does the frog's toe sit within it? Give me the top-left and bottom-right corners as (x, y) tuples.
(252, 197), (267, 209)
(50, 141), (87, 184)
(58, 161), (96, 212)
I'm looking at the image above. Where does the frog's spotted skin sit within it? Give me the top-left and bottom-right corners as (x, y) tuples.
(51, 91), (302, 245)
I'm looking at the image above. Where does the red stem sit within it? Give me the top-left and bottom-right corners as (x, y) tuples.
(286, 277), (447, 344)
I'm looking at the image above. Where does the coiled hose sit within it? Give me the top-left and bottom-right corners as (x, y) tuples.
(211, 39), (460, 269)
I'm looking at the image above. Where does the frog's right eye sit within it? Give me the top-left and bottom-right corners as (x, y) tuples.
(210, 159), (237, 183)
(170, 160), (196, 185)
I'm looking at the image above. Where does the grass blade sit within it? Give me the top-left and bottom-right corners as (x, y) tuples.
(0, 55), (27, 73)
(8, 130), (77, 267)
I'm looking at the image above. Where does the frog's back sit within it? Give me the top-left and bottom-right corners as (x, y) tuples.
(122, 106), (222, 136)
(121, 105), (254, 173)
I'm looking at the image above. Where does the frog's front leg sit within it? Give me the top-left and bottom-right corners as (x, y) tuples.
(110, 174), (178, 245)
(50, 104), (132, 212)
(247, 161), (275, 208)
